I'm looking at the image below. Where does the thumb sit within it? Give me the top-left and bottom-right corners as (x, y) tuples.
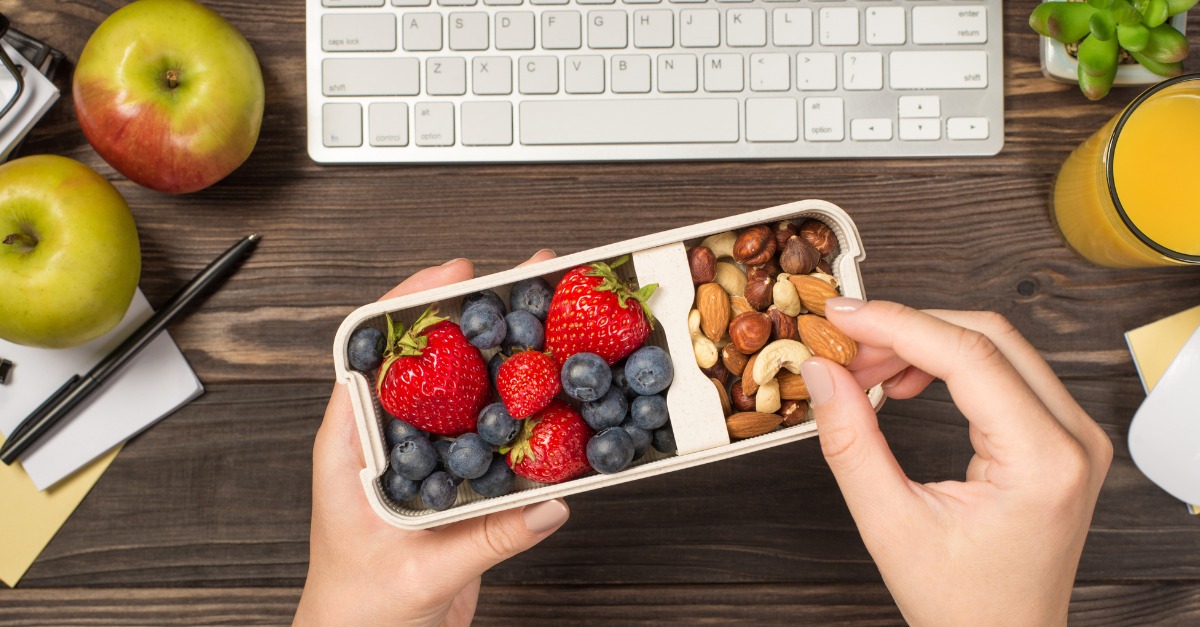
(431, 499), (570, 587)
(801, 357), (917, 523)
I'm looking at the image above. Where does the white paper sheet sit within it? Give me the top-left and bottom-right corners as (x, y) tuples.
(0, 42), (59, 161)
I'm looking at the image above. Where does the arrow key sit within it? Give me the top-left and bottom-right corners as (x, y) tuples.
(947, 117), (989, 140)
(899, 118), (941, 141)
(850, 118), (892, 141)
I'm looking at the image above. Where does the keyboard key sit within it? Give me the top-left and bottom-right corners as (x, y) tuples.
(772, 9), (812, 46)
(532, 0), (569, 4)
(483, 0), (523, 4)
(625, 0), (663, 4)
(658, 54), (698, 92)
(578, 0), (615, 4)
(703, 53), (743, 92)
(803, 97), (843, 141)
(402, 13), (443, 50)
(440, 0), (478, 5)
(912, 6), (986, 44)
(588, 10), (628, 48)
(850, 118), (892, 141)
(519, 99), (739, 144)
(890, 51), (987, 89)
(898, 95), (939, 118)
(843, 52), (882, 90)
(369, 103), (409, 146)
(325, 0), (385, 6)
(746, 98), (798, 141)
(461, 101), (514, 145)
(634, 10), (674, 48)
(680, 10), (720, 47)
(414, 102), (455, 145)
(796, 52), (835, 90)
(322, 14), (396, 52)
(519, 56), (560, 93)
(392, 0), (431, 6)
(750, 53), (790, 91)
(543, 11), (582, 49)
(818, 8), (859, 46)
(947, 117), (989, 140)
(427, 57), (467, 95)
(323, 58), (420, 95)
(612, 55), (652, 93)
(565, 55), (606, 93)
(899, 118), (940, 140)
(865, 7), (905, 45)
(473, 56), (513, 94)
(450, 13), (489, 50)
(727, 9), (767, 47)
(323, 103), (362, 146)
(496, 12), (536, 49)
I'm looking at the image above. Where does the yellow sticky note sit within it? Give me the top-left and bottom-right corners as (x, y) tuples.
(0, 438), (120, 587)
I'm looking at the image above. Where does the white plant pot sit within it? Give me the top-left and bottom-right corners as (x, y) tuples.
(1040, 5), (1189, 86)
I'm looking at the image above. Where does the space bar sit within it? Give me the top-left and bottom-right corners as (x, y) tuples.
(520, 99), (740, 145)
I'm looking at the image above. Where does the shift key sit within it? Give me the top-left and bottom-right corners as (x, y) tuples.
(889, 51), (987, 89)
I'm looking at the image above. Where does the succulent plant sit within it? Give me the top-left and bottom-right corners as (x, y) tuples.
(1030, 0), (1195, 99)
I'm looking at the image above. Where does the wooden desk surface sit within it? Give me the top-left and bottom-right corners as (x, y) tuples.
(3, 0), (1200, 623)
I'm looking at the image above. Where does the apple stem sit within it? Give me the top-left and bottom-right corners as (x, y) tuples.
(165, 68), (179, 90)
(3, 232), (37, 249)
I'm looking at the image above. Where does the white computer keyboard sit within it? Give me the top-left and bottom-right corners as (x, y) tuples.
(306, 0), (1004, 163)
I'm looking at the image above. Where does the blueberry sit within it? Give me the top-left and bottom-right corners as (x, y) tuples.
(652, 425), (676, 455)
(390, 435), (438, 480)
(448, 433), (493, 480)
(488, 353), (505, 388)
(561, 352), (611, 401)
(622, 424), (652, 459)
(581, 387), (628, 431)
(382, 468), (421, 502)
(624, 345), (674, 395)
(469, 454), (517, 498)
(629, 394), (669, 430)
(421, 471), (458, 511)
(460, 305), (507, 350)
(587, 427), (635, 474)
(477, 402), (522, 446)
(384, 417), (427, 448)
(461, 290), (506, 318)
(610, 362), (636, 398)
(509, 277), (553, 321)
(502, 310), (545, 352)
(347, 326), (385, 372)
(432, 440), (463, 484)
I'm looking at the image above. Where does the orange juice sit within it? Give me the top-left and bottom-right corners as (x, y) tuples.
(1051, 75), (1200, 268)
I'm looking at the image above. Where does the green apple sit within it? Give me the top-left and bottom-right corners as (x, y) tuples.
(0, 155), (141, 348)
(73, 0), (264, 194)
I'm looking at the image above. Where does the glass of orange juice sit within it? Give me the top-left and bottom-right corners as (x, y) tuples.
(1051, 74), (1200, 268)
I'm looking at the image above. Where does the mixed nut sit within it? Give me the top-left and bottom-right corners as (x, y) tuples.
(689, 219), (858, 441)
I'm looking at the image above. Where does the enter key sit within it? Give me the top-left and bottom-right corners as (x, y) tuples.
(912, 6), (987, 44)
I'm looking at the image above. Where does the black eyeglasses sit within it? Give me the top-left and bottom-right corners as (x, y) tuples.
(0, 14), (26, 121)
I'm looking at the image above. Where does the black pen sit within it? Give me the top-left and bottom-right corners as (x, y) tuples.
(0, 234), (261, 464)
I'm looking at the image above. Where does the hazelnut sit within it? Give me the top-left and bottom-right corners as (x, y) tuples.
(744, 268), (773, 311)
(701, 359), (730, 386)
(687, 246), (716, 284)
(817, 259), (833, 275)
(730, 380), (756, 412)
(774, 221), (799, 251)
(780, 236), (821, 275)
(799, 219), (838, 258)
(752, 258), (781, 280)
(728, 311), (771, 354)
(721, 345), (750, 376)
(732, 225), (777, 266)
(768, 306), (799, 341)
(778, 399), (810, 427)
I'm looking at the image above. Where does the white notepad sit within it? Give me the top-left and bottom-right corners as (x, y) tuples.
(0, 41), (60, 161)
(0, 290), (203, 490)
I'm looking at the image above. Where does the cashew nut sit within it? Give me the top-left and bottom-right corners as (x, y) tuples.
(714, 262), (747, 297)
(700, 231), (738, 260)
(772, 278), (802, 317)
(751, 339), (813, 386)
(755, 378), (781, 414)
(689, 309), (719, 368)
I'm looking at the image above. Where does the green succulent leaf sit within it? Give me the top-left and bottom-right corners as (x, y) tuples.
(1111, 0), (1143, 25)
(1078, 59), (1117, 100)
(1078, 33), (1120, 77)
(1142, 23), (1190, 62)
(1088, 0), (1115, 8)
(1032, 2), (1098, 42)
(1142, 0), (1169, 26)
(1166, 0), (1199, 16)
(1117, 22), (1151, 50)
(1129, 49), (1186, 76)
(1090, 10), (1118, 40)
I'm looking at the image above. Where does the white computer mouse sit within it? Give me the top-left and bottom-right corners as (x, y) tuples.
(1127, 326), (1200, 505)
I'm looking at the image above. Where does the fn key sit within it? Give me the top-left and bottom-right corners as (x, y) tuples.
(323, 103), (362, 147)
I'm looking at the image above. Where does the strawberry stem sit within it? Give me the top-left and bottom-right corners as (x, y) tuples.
(374, 306), (446, 394)
(503, 416), (538, 464)
(585, 257), (660, 329)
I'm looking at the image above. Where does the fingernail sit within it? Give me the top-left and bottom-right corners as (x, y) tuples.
(441, 257), (468, 267)
(522, 499), (569, 533)
(882, 370), (905, 391)
(826, 297), (866, 314)
(800, 359), (835, 408)
(534, 248), (556, 258)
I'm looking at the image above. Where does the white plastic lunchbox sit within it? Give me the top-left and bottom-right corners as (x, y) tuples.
(332, 199), (883, 530)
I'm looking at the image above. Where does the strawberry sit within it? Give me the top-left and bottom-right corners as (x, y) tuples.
(544, 256), (658, 366)
(497, 350), (561, 418)
(504, 400), (594, 484)
(377, 307), (489, 437)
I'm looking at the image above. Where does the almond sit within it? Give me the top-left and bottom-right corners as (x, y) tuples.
(788, 274), (839, 316)
(696, 282), (731, 342)
(710, 377), (732, 416)
(726, 411), (783, 440)
(721, 345), (749, 377)
(777, 371), (810, 400)
(741, 351), (761, 394)
(797, 314), (858, 367)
